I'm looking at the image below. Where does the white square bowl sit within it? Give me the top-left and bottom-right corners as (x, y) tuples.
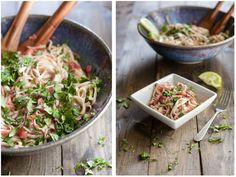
(131, 73), (217, 129)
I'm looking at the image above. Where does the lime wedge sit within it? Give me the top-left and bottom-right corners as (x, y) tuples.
(199, 71), (222, 90)
(139, 18), (159, 40)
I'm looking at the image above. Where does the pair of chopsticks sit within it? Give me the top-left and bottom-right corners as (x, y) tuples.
(2, 1), (77, 54)
(198, 1), (234, 35)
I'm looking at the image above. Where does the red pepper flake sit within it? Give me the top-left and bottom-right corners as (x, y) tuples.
(85, 65), (92, 75)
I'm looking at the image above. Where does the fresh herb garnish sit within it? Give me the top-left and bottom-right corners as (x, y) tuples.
(120, 138), (131, 152)
(50, 133), (59, 141)
(98, 136), (106, 147)
(161, 24), (169, 33)
(1, 51), (20, 86)
(151, 137), (163, 148)
(14, 96), (36, 113)
(75, 157), (112, 175)
(208, 137), (223, 143)
(139, 152), (150, 160)
(187, 142), (197, 154)
(116, 97), (132, 109)
(8, 128), (17, 138)
(210, 123), (232, 133)
(168, 158), (179, 171)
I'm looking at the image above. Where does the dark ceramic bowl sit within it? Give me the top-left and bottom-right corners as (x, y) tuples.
(1, 15), (112, 155)
(137, 6), (234, 64)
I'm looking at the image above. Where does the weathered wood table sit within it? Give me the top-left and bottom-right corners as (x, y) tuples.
(116, 2), (234, 175)
(1, 2), (112, 175)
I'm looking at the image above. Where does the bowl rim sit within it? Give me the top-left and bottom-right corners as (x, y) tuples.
(137, 5), (234, 50)
(1, 15), (112, 155)
(131, 73), (217, 124)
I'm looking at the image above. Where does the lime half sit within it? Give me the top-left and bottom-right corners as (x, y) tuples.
(139, 18), (159, 40)
(199, 71), (222, 90)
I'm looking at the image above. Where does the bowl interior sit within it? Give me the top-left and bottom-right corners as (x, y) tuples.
(138, 6), (234, 41)
(1, 15), (111, 154)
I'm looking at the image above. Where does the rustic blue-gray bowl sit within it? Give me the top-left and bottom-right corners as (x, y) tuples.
(1, 15), (111, 155)
(137, 6), (234, 64)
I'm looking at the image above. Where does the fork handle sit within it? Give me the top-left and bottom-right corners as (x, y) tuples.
(194, 111), (221, 142)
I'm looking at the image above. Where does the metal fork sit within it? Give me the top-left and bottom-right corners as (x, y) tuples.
(194, 90), (231, 142)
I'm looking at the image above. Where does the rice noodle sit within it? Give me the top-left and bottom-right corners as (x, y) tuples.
(157, 23), (229, 46)
(1, 41), (101, 148)
(149, 82), (198, 120)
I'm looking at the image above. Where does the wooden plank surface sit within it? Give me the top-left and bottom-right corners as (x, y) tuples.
(2, 147), (62, 175)
(116, 1), (234, 175)
(197, 49), (234, 175)
(62, 106), (112, 175)
(1, 2), (112, 175)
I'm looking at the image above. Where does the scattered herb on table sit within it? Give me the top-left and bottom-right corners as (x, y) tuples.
(208, 137), (223, 143)
(98, 136), (106, 147)
(151, 137), (163, 148)
(139, 152), (151, 161)
(120, 138), (132, 152)
(116, 97), (132, 109)
(75, 157), (112, 175)
(187, 142), (197, 154)
(210, 123), (232, 133)
(168, 158), (179, 171)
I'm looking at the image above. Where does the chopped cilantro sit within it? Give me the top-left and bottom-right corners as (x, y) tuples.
(83, 114), (90, 121)
(8, 128), (17, 138)
(187, 142), (197, 154)
(210, 123), (232, 133)
(43, 104), (53, 115)
(50, 133), (59, 141)
(139, 152), (150, 160)
(15, 80), (26, 88)
(161, 24), (169, 32)
(98, 136), (106, 147)
(75, 157), (111, 175)
(208, 137), (223, 143)
(116, 97), (132, 109)
(1, 51), (28, 86)
(120, 138), (130, 152)
(168, 158), (179, 171)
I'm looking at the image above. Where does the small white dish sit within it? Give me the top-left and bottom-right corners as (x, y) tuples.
(131, 73), (217, 129)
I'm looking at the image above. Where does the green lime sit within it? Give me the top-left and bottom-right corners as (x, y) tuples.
(199, 71), (222, 90)
(139, 18), (159, 40)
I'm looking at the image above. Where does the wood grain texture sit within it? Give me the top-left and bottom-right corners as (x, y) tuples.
(1, 2), (112, 176)
(2, 147), (62, 175)
(116, 1), (234, 175)
(62, 105), (112, 175)
(197, 50), (234, 175)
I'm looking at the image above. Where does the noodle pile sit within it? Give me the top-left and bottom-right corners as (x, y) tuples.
(157, 23), (229, 46)
(149, 82), (198, 120)
(1, 41), (102, 148)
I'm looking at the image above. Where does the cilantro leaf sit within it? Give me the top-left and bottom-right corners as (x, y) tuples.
(50, 133), (59, 141)
(98, 136), (106, 147)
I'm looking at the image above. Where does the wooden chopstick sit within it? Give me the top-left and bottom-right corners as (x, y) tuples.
(2, 1), (33, 52)
(198, 1), (224, 29)
(211, 4), (234, 34)
(18, 1), (77, 54)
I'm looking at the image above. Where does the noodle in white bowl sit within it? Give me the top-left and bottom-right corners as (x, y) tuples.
(149, 82), (198, 120)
